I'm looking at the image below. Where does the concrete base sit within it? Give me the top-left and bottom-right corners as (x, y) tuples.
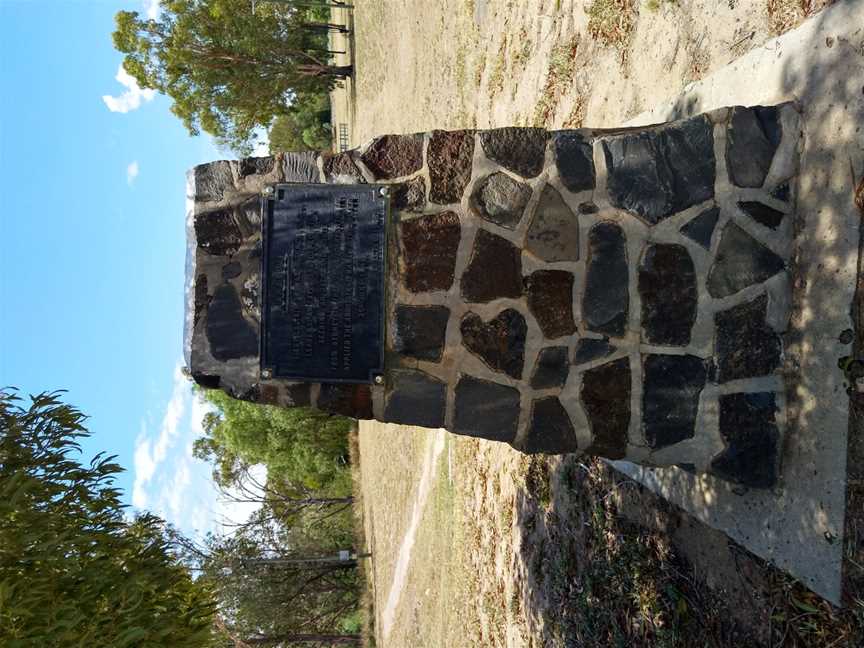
(612, 0), (863, 604)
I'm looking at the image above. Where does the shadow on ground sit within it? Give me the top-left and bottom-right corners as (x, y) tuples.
(512, 5), (864, 645)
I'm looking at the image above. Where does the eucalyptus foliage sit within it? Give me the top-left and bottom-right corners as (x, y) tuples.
(111, 0), (350, 154)
(0, 391), (217, 647)
(194, 389), (353, 496)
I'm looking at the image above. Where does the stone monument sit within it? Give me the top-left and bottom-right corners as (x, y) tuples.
(185, 104), (799, 489)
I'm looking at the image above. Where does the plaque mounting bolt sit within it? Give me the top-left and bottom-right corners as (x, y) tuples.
(373, 374), (384, 385)
(261, 368), (273, 380)
(379, 187), (389, 197)
(263, 186), (275, 196)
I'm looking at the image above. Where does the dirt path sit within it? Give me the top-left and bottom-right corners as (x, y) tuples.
(379, 430), (447, 640)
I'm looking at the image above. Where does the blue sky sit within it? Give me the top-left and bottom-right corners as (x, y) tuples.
(0, 0), (261, 538)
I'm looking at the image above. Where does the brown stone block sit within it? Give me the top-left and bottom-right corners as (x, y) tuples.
(460, 309), (527, 379)
(526, 270), (576, 339)
(460, 230), (523, 303)
(428, 130), (475, 204)
(317, 383), (373, 419)
(399, 211), (461, 293)
(360, 134), (424, 180)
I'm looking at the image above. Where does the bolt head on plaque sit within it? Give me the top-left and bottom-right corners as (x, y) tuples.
(379, 186), (389, 197)
(263, 186), (275, 196)
(373, 374), (384, 386)
(261, 368), (273, 380)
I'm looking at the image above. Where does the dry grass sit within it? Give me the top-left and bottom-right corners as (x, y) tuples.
(347, 424), (376, 648)
(586, 0), (636, 54)
(766, 0), (837, 35)
(488, 36), (509, 97)
(533, 34), (581, 126)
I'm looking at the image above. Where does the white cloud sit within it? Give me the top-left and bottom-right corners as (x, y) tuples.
(102, 64), (156, 114)
(131, 428), (154, 508)
(126, 161), (139, 186)
(131, 364), (264, 540)
(132, 364), (186, 510)
(143, 0), (161, 20)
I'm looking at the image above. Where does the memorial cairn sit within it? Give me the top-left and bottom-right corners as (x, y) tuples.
(185, 105), (799, 488)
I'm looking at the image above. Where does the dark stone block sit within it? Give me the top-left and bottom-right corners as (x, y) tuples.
(360, 134), (424, 180)
(525, 270), (576, 339)
(284, 383), (311, 407)
(222, 261), (242, 280)
(428, 130), (475, 204)
(582, 357), (631, 459)
(680, 206), (720, 250)
(453, 376), (520, 442)
(642, 354), (707, 448)
(530, 346), (570, 389)
(323, 152), (366, 183)
(584, 221), (629, 337)
(479, 127), (547, 178)
(391, 177), (426, 212)
(206, 284), (258, 361)
(259, 384), (280, 405)
(461, 230), (523, 302)
(471, 173), (531, 229)
(235, 196), (263, 236)
(707, 222), (785, 298)
(739, 201), (785, 230)
(193, 161), (234, 202)
(554, 131), (596, 193)
(525, 185), (579, 262)
(195, 209), (243, 257)
(710, 392), (779, 488)
(770, 181), (791, 202)
(639, 244), (697, 346)
(715, 295), (782, 383)
(460, 309), (527, 379)
(282, 152), (320, 183)
(394, 305), (450, 362)
(400, 211), (461, 293)
(194, 274), (210, 327)
(383, 370), (447, 428)
(574, 338), (615, 365)
(192, 372), (220, 389)
(317, 383), (373, 419)
(726, 106), (782, 189)
(523, 397), (578, 454)
(602, 115), (715, 225)
(239, 156), (274, 177)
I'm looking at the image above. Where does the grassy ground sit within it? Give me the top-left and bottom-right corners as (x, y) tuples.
(334, 1), (859, 645)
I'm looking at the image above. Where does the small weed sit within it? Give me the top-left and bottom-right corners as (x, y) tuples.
(766, 0), (836, 35)
(586, 0), (636, 53)
(511, 28), (532, 71)
(455, 47), (468, 88)
(524, 456), (552, 507)
(533, 34), (581, 126)
(562, 96), (587, 128)
(645, 0), (677, 11)
(488, 36), (509, 97)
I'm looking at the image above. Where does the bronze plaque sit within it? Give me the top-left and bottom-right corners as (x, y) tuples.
(261, 184), (387, 382)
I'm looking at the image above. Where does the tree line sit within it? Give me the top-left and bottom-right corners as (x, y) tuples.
(1, 388), (366, 646)
(112, 0), (347, 155)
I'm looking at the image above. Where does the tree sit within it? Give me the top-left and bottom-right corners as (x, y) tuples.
(173, 513), (361, 647)
(0, 390), (217, 646)
(194, 389), (353, 496)
(112, 0), (351, 154)
(269, 92), (333, 152)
